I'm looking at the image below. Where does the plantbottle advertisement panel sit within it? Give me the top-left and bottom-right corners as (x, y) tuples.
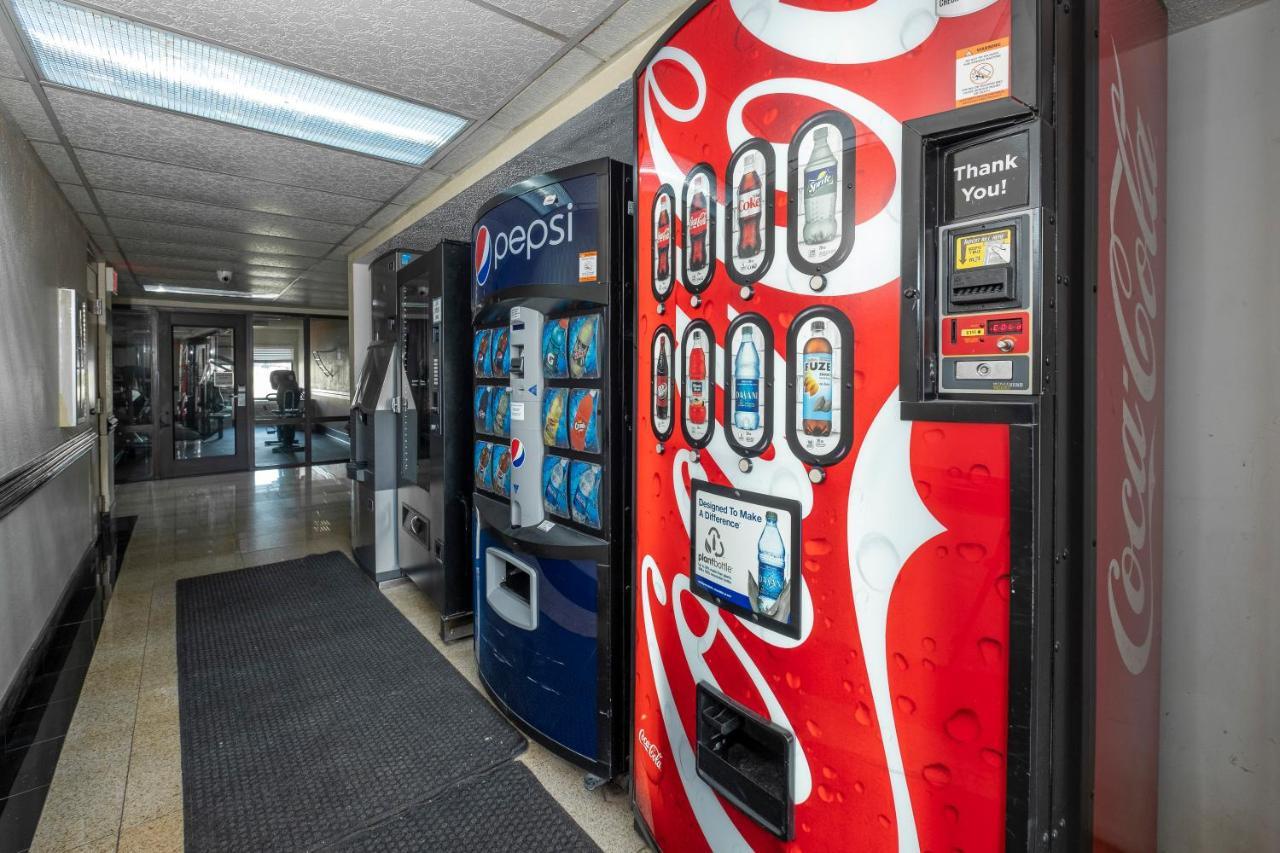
(632, 2), (1020, 851)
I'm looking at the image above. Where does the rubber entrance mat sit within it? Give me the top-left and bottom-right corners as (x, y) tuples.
(176, 552), (592, 852)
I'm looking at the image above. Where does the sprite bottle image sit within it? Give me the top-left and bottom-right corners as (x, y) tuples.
(756, 511), (787, 611)
(802, 126), (839, 246)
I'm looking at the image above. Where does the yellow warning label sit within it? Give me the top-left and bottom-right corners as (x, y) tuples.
(955, 229), (1013, 270)
(961, 327), (985, 338)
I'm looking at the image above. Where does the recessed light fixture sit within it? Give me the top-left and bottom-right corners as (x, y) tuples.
(11, 0), (468, 164)
(142, 283), (279, 300)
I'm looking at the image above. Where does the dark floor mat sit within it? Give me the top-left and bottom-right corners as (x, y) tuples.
(328, 762), (601, 853)
(176, 552), (527, 852)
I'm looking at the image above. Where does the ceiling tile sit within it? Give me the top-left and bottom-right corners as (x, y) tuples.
(58, 182), (96, 213)
(74, 149), (381, 226)
(113, 239), (323, 268)
(490, 48), (601, 131)
(122, 257), (301, 282)
(340, 227), (377, 250)
(429, 123), (509, 175)
(484, 0), (621, 38)
(29, 139), (80, 182)
(107, 218), (333, 258)
(93, 190), (351, 243)
(0, 34), (24, 80)
(1167, 0), (1268, 30)
(0, 78), (57, 141)
(46, 88), (418, 200)
(78, 211), (109, 235)
(392, 170), (448, 206)
(581, 0), (686, 56)
(364, 204), (409, 233)
(82, 0), (563, 118)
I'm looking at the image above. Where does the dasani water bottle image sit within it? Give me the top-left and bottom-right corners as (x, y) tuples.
(733, 327), (760, 431)
(756, 511), (787, 612)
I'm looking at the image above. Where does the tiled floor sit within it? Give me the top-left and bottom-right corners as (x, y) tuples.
(30, 465), (640, 853)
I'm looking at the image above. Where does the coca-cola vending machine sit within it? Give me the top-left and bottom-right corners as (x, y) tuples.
(631, 1), (1165, 851)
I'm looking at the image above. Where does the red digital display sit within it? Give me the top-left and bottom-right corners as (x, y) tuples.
(987, 317), (1024, 335)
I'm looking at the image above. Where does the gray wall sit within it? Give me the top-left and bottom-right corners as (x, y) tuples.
(0, 93), (98, 700)
(1160, 1), (1280, 848)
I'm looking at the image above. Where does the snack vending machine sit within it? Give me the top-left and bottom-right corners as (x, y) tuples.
(398, 242), (475, 641)
(631, 1), (1165, 851)
(470, 160), (633, 780)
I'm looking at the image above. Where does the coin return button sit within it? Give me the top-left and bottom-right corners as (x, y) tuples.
(956, 360), (1014, 381)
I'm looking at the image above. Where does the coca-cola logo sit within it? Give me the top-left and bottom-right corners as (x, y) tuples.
(637, 727), (664, 770)
(689, 210), (709, 231)
(656, 226), (671, 244)
(1103, 48), (1160, 677)
(738, 191), (762, 215)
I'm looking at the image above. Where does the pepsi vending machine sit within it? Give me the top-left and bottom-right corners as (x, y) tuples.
(471, 160), (633, 780)
(632, 1), (1166, 851)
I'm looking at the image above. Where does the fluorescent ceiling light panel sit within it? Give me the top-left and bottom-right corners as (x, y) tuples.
(142, 283), (278, 300)
(11, 0), (467, 164)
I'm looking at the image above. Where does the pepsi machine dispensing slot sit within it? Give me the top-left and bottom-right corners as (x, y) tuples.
(470, 159), (633, 781)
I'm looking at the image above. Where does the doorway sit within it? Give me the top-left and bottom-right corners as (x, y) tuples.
(157, 313), (250, 477)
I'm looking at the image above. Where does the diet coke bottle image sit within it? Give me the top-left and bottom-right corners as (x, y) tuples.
(653, 188), (674, 298)
(802, 126), (839, 247)
(683, 167), (715, 290)
(736, 152), (763, 259)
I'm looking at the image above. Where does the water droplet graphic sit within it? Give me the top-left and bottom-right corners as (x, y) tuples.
(806, 719), (823, 737)
(877, 814), (891, 828)
(923, 428), (945, 444)
(785, 672), (801, 689)
(944, 804), (960, 823)
(916, 479), (932, 499)
(853, 370), (866, 389)
(981, 748), (1005, 768)
(804, 538), (833, 557)
(978, 637), (1003, 665)
(947, 466), (963, 479)
(945, 709), (981, 742)
(935, 544), (949, 558)
(922, 658), (936, 671)
(817, 784), (834, 803)
(804, 558), (822, 575)
(855, 533), (900, 593)
(896, 695), (917, 715)
(841, 679), (854, 694)
(652, 472), (663, 498)
(969, 463), (991, 483)
(854, 781), (865, 794)
(923, 763), (952, 787)
(922, 637), (936, 652)
(995, 574), (1011, 599)
(957, 542), (987, 562)
(894, 653), (909, 671)
(853, 702), (873, 726)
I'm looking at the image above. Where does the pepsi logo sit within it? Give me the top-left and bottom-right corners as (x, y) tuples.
(510, 438), (525, 468)
(474, 225), (493, 287)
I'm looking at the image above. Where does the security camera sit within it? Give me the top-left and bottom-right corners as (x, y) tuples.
(215, 269), (233, 285)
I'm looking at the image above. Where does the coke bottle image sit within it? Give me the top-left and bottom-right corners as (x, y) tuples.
(736, 152), (763, 259)
(688, 187), (709, 271)
(656, 206), (671, 283)
(733, 327), (760, 431)
(802, 321), (834, 436)
(755, 511), (787, 613)
(802, 126), (839, 246)
(687, 331), (708, 426)
(655, 342), (670, 424)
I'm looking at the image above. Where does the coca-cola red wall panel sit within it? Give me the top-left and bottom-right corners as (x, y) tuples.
(633, 2), (1017, 849)
(1093, 0), (1167, 849)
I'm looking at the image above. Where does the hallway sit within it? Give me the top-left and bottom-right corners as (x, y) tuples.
(28, 466), (636, 852)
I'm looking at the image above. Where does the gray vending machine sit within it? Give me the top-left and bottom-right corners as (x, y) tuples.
(348, 250), (417, 583)
(397, 242), (475, 640)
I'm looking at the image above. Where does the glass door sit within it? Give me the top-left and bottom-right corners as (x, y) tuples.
(158, 313), (249, 477)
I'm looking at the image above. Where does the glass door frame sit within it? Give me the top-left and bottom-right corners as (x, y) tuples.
(156, 311), (251, 478)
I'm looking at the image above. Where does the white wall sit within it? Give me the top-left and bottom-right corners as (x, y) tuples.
(1160, 2), (1280, 848)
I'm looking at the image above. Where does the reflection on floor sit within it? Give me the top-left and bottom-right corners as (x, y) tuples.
(30, 464), (639, 853)
(174, 428), (235, 461)
(252, 424), (350, 468)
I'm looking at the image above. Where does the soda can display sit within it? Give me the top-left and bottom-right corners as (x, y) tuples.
(473, 329), (493, 378)
(567, 389), (600, 453)
(474, 441), (494, 492)
(542, 455), (570, 519)
(490, 327), (511, 378)
(542, 318), (569, 378)
(542, 387), (569, 448)
(492, 443), (512, 498)
(569, 461), (602, 529)
(489, 386), (511, 438)
(474, 386), (493, 435)
(567, 314), (601, 379)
